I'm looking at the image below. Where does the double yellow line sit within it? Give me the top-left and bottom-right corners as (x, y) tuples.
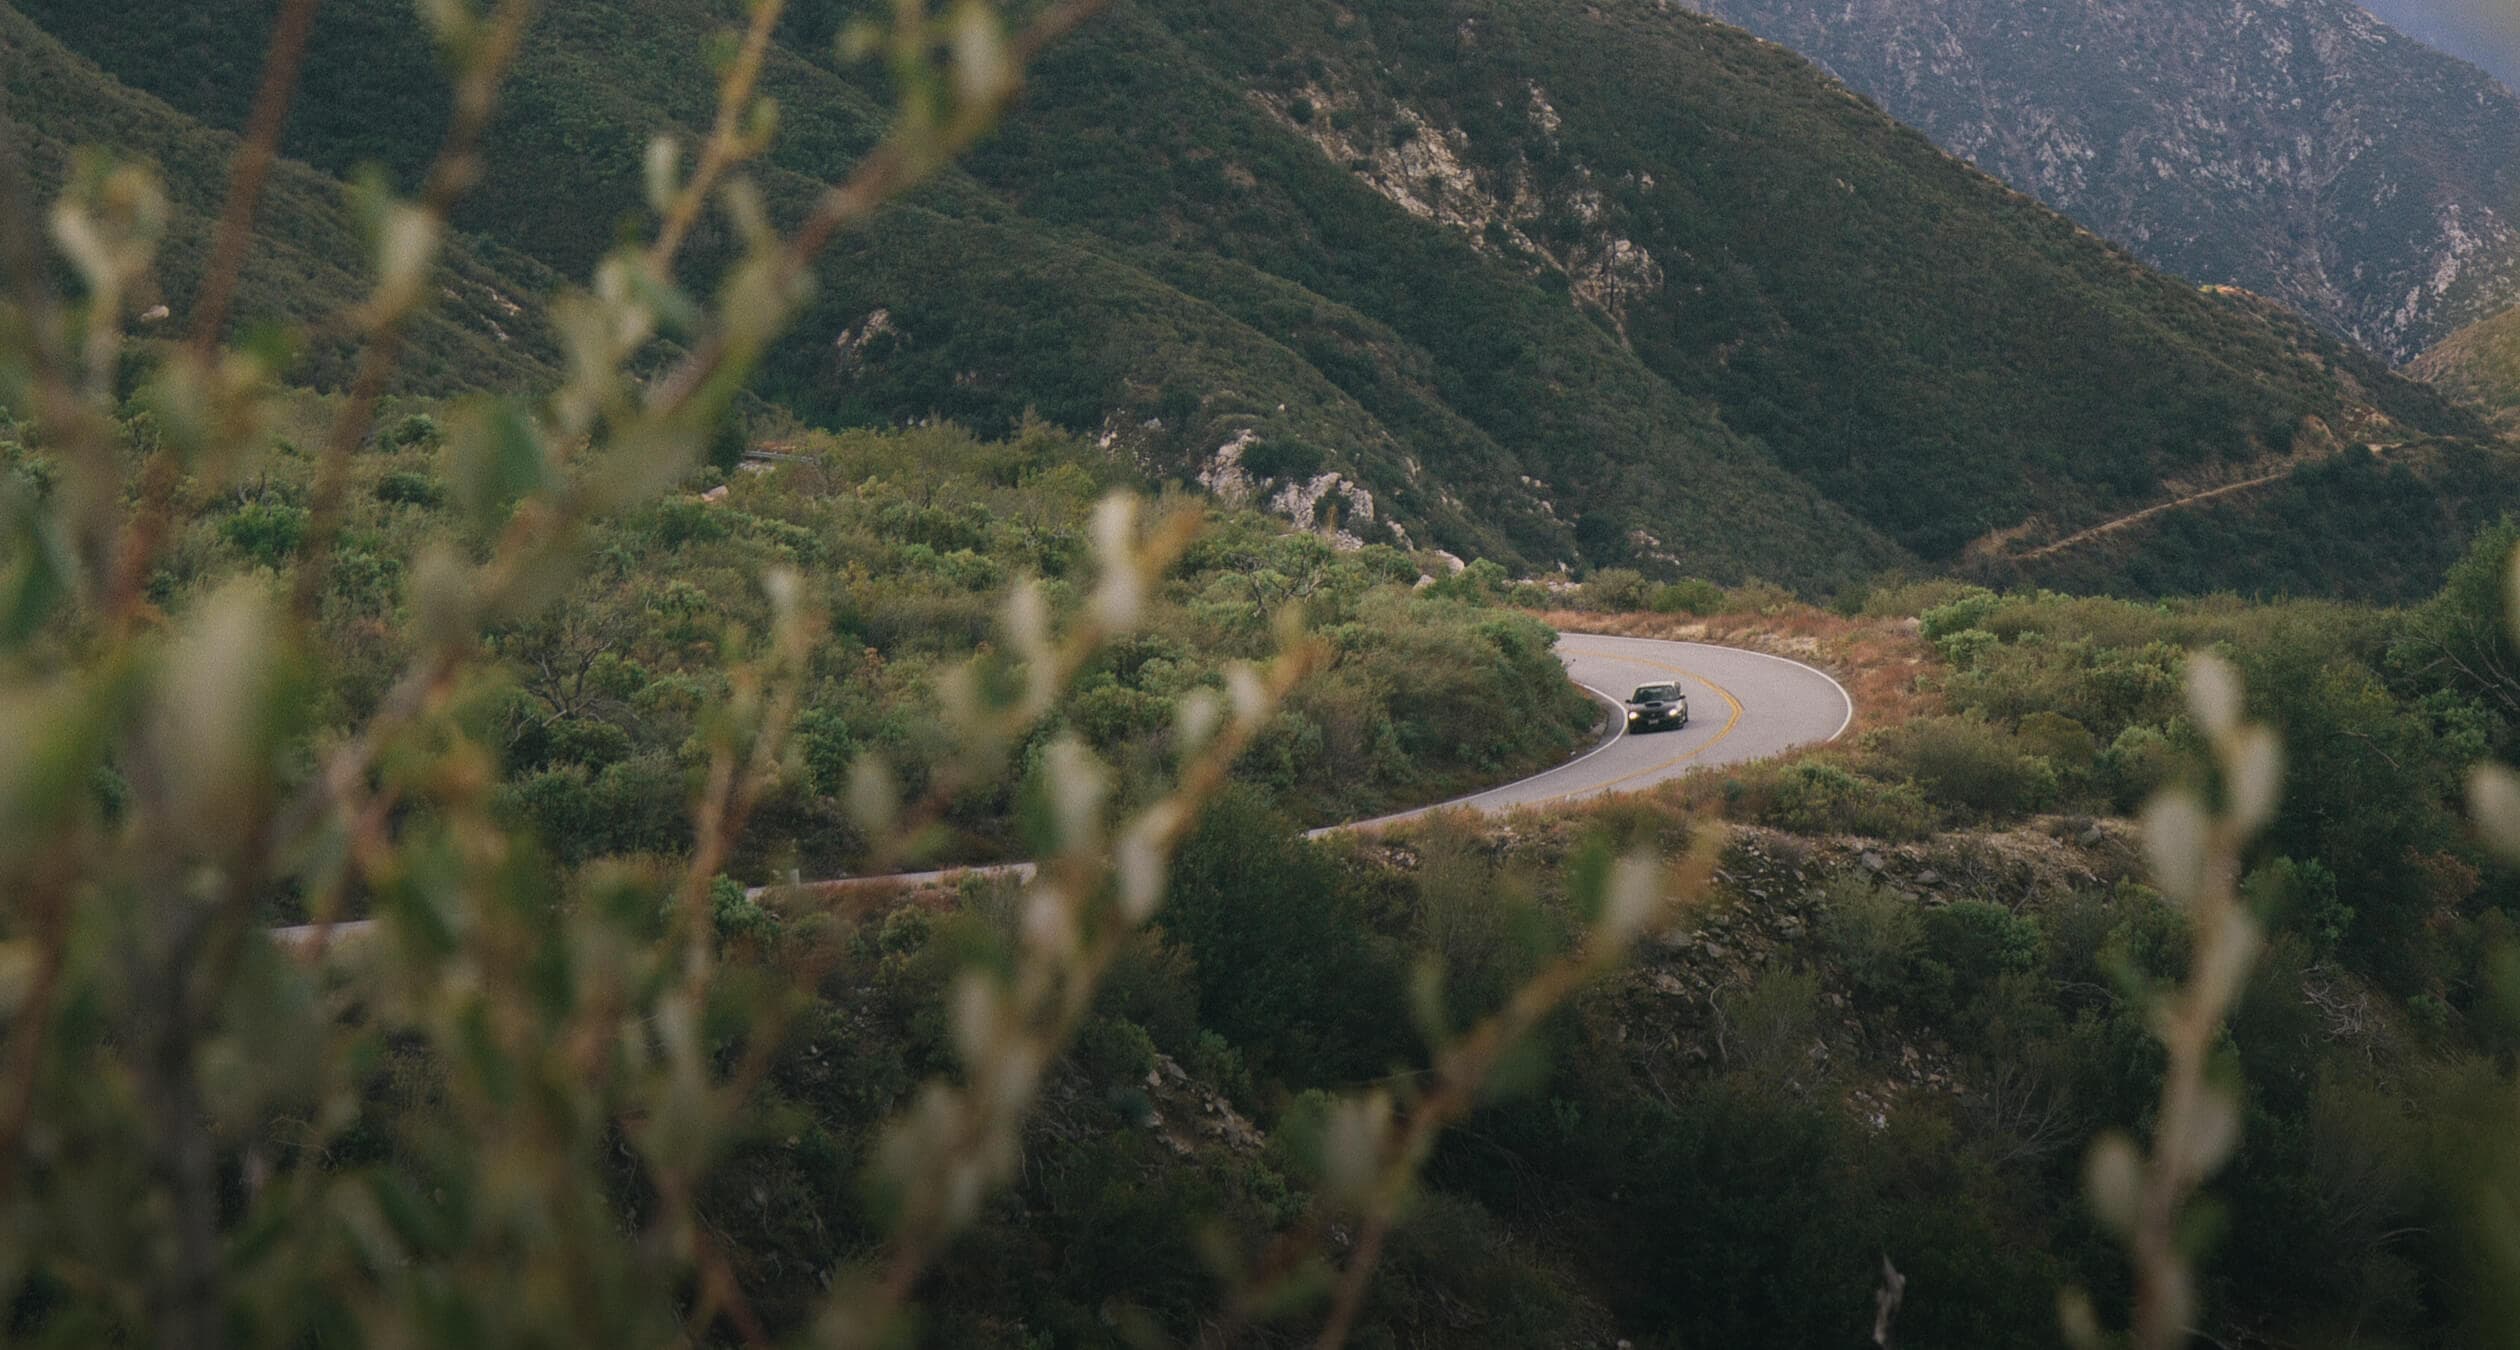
(1550, 647), (1746, 802)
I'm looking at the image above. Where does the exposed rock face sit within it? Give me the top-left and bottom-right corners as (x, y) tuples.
(1259, 81), (1665, 339)
(1196, 426), (1394, 548)
(1682, 0), (2520, 360)
(2353, 0), (2520, 91)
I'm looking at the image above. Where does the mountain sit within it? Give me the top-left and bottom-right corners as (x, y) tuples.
(1682, 0), (2520, 362)
(2412, 300), (2520, 430)
(2352, 0), (2520, 91)
(7, 0), (2511, 598)
(0, 5), (558, 394)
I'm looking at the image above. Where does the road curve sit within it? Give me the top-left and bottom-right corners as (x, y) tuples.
(272, 632), (1849, 944)
(1315, 631), (1852, 834)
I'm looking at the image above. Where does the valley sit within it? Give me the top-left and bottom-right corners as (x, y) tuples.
(10, 0), (2520, 1345)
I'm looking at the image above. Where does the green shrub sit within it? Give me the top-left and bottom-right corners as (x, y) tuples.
(544, 717), (633, 768)
(1869, 715), (2057, 818)
(1722, 579), (1798, 616)
(219, 501), (310, 566)
(2015, 710), (2098, 769)
(1936, 627), (1999, 670)
(1240, 437), (1326, 481)
(1860, 575), (1985, 619)
(1912, 900), (2042, 1016)
(1074, 1015), (1158, 1084)
(1157, 787), (1412, 1083)
(1423, 557), (1509, 605)
(382, 412), (442, 450)
(1651, 577), (1726, 615)
(1818, 873), (1921, 1007)
(2099, 723), (2182, 812)
(877, 904), (936, 956)
(1762, 760), (1938, 839)
(1921, 587), (2001, 641)
(2245, 856), (2353, 957)
(1583, 567), (1651, 612)
(1824, 883), (2037, 1021)
(374, 470), (446, 507)
(710, 875), (781, 946)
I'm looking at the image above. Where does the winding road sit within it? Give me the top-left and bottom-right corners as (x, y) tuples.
(272, 632), (1851, 944)
(1319, 631), (1853, 833)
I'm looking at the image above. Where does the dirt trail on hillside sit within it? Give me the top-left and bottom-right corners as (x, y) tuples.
(1995, 438), (2399, 564)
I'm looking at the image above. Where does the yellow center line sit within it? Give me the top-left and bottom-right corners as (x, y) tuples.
(1545, 648), (1746, 802)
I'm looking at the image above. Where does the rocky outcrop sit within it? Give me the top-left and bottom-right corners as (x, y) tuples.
(1682, 0), (2520, 360)
(1257, 81), (1665, 340)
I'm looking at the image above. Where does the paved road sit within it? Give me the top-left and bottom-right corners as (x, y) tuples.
(272, 632), (1850, 944)
(1315, 631), (1852, 834)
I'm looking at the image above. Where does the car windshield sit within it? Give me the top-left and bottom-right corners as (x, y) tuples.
(1631, 684), (1681, 703)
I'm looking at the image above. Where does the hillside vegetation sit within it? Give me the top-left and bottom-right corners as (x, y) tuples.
(13, 0), (2514, 596)
(2415, 298), (2520, 433)
(0, 403), (1597, 903)
(0, 5), (559, 392)
(22, 8), (2520, 1341)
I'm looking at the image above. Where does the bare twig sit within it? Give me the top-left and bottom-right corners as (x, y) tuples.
(290, 0), (540, 622)
(650, 0), (791, 265)
(186, 0), (324, 358)
(1310, 834), (1721, 1349)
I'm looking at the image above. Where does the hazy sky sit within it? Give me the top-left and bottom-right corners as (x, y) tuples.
(2355, 0), (2520, 88)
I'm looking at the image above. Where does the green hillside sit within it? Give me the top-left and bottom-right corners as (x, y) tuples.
(12, 0), (2509, 596)
(0, 4), (559, 393)
(2414, 300), (2520, 433)
(27, 5), (2520, 1345)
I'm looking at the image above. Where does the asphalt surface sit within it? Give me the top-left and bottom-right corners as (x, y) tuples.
(272, 631), (1850, 945)
(1315, 631), (1852, 834)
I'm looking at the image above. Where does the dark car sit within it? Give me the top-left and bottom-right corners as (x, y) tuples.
(1625, 682), (1689, 733)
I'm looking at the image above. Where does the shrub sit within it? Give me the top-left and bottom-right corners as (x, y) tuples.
(877, 904), (936, 956)
(2099, 723), (2182, 812)
(374, 470), (446, 507)
(1240, 437), (1326, 481)
(1583, 567), (1651, 612)
(544, 716), (633, 768)
(1651, 578), (1726, 615)
(1913, 900), (2042, 1016)
(1937, 627), (1999, 670)
(1818, 874), (1921, 1008)
(1423, 557), (1508, 604)
(1869, 715), (2057, 818)
(1861, 575), (1985, 619)
(1074, 1015), (1158, 1084)
(710, 875), (781, 946)
(1762, 760), (1938, 839)
(1157, 787), (1411, 1083)
(2245, 856), (2353, 957)
(1723, 578), (1797, 616)
(1920, 587), (2001, 641)
(2015, 710), (2098, 769)
(1714, 967), (1827, 1079)
(220, 501), (310, 566)
(646, 497), (731, 548)
(382, 412), (443, 450)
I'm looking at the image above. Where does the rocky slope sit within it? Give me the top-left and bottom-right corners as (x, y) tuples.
(10, 0), (2515, 596)
(2354, 0), (2520, 91)
(1684, 0), (2520, 361)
